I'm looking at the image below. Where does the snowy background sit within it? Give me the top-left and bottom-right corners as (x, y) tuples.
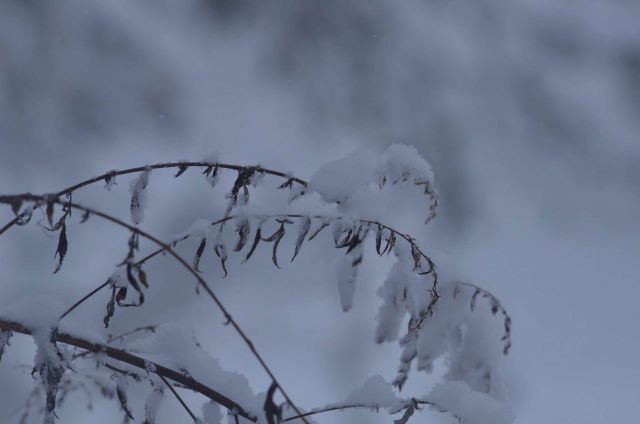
(1, 0), (639, 423)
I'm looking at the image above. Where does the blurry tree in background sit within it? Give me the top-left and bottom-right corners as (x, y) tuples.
(1, 1), (640, 423)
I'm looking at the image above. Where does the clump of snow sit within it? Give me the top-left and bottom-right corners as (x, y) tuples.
(203, 152), (220, 164)
(335, 246), (362, 312)
(172, 218), (213, 243)
(130, 167), (152, 224)
(32, 326), (66, 424)
(309, 144), (437, 223)
(127, 324), (261, 417)
(309, 149), (379, 204)
(202, 401), (222, 424)
(144, 386), (165, 424)
(344, 375), (402, 410)
(427, 381), (515, 424)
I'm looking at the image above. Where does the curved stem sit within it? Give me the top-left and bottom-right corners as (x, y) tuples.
(0, 194), (310, 424)
(0, 161), (307, 237)
(282, 399), (457, 422)
(0, 318), (257, 422)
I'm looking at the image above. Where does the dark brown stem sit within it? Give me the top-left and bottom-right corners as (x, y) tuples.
(0, 318), (257, 421)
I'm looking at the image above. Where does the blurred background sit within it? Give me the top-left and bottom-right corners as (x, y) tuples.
(0, 0), (639, 423)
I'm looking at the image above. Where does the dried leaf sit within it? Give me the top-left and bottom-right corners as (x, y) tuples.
(234, 219), (250, 252)
(394, 402), (416, 424)
(174, 164), (188, 178)
(263, 223), (286, 269)
(243, 227), (262, 262)
(137, 267), (149, 288)
(46, 198), (54, 227)
(263, 381), (282, 424)
(470, 288), (481, 311)
(193, 238), (207, 272)
(213, 242), (228, 277)
(291, 216), (311, 262)
(53, 222), (68, 274)
(103, 286), (117, 328)
(80, 210), (90, 224)
(375, 225), (383, 255)
(411, 244), (422, 271)
(308, 221), (330, 241)
(116, 379), (135, 420)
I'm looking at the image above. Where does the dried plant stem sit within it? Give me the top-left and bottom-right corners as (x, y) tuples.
(0, 194), (310, 424)
(0, 161), (307, 237)
(0, 318), (257, 421)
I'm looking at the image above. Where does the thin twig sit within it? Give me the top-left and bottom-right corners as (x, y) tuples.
(59, 280), (110, 320)
(158, 373), (197, 422)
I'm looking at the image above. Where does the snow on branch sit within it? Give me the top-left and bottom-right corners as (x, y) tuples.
(0, 146), (512, 424)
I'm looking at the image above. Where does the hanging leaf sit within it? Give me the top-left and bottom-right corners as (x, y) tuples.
(231, 167), (256, 200)
(308, 220), (330, 241)
(124, 263), (145, 306)
(116, 377), (135, 420)
(80, 210), (90, 224)
(375, 225), (383, 255)
(203, 164), (219, 188)
(243, 227), (262, 262)
(46, 198), (55, 227)
(53, 222), (68, 274)
(137, 266), (149, 288)
(291, 216), (311, 262)
(213, 242), (228, 277)
(470, 288), (482, 311)
(410, 244), (422, 271)
(381, 231), (396, 255)
(103, 286), (117, 328)
(263, 381), (282, 424)
(234, 219), (250, 252)
(174, 164), (188, 178)
(393, 401), (416, 424)
(262, 222), (286, 269)
(193, 238), (207, 272)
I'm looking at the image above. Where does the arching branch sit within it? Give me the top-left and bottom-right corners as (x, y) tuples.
(0, 318), (258, 422)
(0, 161), (307, 237)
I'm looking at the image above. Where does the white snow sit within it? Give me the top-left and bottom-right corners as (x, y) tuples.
(129, 167), (152, 225)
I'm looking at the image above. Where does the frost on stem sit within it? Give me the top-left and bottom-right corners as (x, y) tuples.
(32, 327), (66, 424)
(130, 167), (152, 225)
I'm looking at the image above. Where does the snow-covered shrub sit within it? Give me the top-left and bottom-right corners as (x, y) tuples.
(0, 145), (513, 423)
